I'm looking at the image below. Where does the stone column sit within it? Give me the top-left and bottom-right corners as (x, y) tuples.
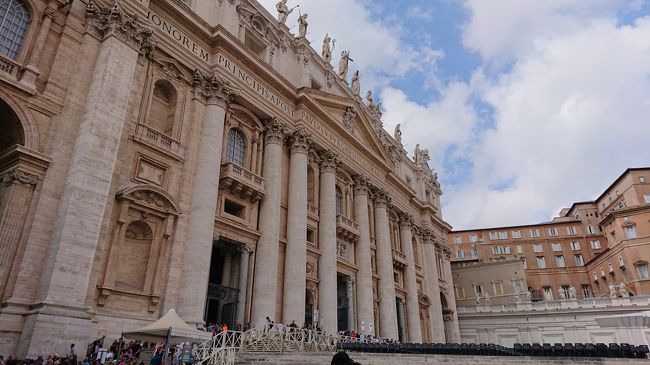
(373, 190), (398, 340)
(236, 248), (251, 325)
(353, 175), (374, 335)
(177, 71), (239, 324)
(250, 119), (286, 327)
(282, 128), (312, 323)
(399, 213), (422, 343)
(396, 298), (406, 342)
(442, 248), (461, 342)
(317, 150), (340, 334)
(421, 229), (445, 342)
(346, 277), (355, 331)
(0, 169), (39, 298)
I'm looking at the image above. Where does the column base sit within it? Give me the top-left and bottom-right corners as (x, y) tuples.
(14, 301), (93, 358)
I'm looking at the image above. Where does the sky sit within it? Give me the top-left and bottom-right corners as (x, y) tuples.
(258, 0), (650, 230)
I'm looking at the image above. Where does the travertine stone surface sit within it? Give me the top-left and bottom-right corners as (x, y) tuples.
(318, 150), (340, 334)
(251, 119), (286, 327)
(374, 190), (398, 340)
(282, 129), (311, 323)
(400, 213), (422, 343)
(422, 230), (445, 343)
(353, 175), (374, 335)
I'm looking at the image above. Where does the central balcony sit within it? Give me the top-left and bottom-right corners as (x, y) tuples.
(220, 162), (265, 202)
(336, 215), (359, 241)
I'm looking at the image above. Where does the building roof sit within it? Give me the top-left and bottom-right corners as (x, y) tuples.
(595, 167), (650, 203)
(451, 218), (580, 234)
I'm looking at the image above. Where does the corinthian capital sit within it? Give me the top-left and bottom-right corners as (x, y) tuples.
(420, 227), (435, 244)
(399, 212), (413, 229)
(289, 128), (312, 154)
(373, 189), (391, 209)
(85, 0), (156, 56)
(319, 150), (341, 173)
(192, 70), (240, 106)
(353, 175), (370, 196)
(2, 169), (38, 186)
(262, 118), (287, 145)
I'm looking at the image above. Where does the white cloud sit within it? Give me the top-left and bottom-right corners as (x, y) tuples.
(257, 0), (443, 92)
(443, 16), (650, 229)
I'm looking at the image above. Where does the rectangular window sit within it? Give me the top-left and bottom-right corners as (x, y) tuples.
(471, 247), (478, 258)
(455, 286), (465, 299)
(512, 230), (522, 239)
(575, 254), (584, 266)
(469, 234), (478, 243)
(224, 199), (245, 218)
(497, 231), (508, 240)
(548, 228), (559, 237)
(504, 246), (511, 254)
(522, 258), (527, 269)
(543, 286), (553, 300)
(625, 226), (637, 239)
(474, 285), (483, 296)
(454, 236), (462, 244)
(591, 240), (601, 249)
(567, 226), (577, 235)
(492, 281), (504, 296)
(530, 229), (540, 237)
(306, 229), (315, 243)
(551, 243), (562, 252)
(581, 284), (592, 298)
(555, 255), (566, 268)
(489, 232), (498, 240)
(537, 256), (547, 269)
(644, 195), (650, 203)
(570, 242), (581, 250)
(618, 256), (625, 267)
(637, 264), (649, 279)
(641, 176), (646, 183)
(587, 225), (596, 234)
(533, 244), (544, 253)
(491, 246), (502, 255)
(513, 280), (524, 294)
(516, 245), (523, 254)
(455, 250), (465, 258)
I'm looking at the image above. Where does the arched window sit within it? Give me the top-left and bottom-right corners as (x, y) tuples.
(0, 98), (24, 152)
(0, 0), (31, 60)
(335, 185), (343, 216)
(226, 128), (246, 166)
(307, 166), (315, 205)
(149, 80), (177, 136)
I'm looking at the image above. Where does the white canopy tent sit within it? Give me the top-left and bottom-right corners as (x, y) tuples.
(123, 309), (212, 344)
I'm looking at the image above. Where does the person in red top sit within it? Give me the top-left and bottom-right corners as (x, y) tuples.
(221, 324), (228, 332)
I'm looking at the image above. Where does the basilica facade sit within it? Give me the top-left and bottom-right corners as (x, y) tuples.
(0, 0), (458, 357)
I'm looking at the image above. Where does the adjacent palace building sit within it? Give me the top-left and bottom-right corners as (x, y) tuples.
(0, 0), (458, 357)
(451, 168), (650, 304)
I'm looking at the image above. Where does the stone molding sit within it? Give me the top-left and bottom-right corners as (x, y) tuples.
(2, 168), (38, 186)
(352, 174), (370, 196)
(192, 70), (240, 106)
(85, 0), (156, 56)
(373, 189), (391, 209)
(262, 118), (287, 145)
(399, 212), (413, 230)
(420, 227), (435, 244)
(319, 150), (340, 174)
(288, 128), (312, 155)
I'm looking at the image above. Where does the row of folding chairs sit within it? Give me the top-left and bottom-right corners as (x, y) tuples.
(337, 342), (650, 359)
(513, 343), (649, 358)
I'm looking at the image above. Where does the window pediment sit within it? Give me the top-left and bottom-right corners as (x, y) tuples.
(117, 185), (182, 215)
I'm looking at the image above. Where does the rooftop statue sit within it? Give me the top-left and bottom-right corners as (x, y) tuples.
(339, 50), (352, 82)
(351, 70), (360, 97)
(297, 13), (308, 38)
(322, 34), (332, 63)
(276, 0), (298, 25)
(394, 124), (402, 145)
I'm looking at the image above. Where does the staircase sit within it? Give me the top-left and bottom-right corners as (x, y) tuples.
(236, 352), (650, 365)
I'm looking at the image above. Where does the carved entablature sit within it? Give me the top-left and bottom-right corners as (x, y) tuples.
(353, 175), (370, 196)
(2, 168), (38, 186)
(289, 128), (312, 155)
(262, 118), (287, 145)
(373, 189), (392, 209)
(236, 2), (286, 52)
(192, 70), (240, 106)
(85, 0), (155, 56)
(342, 106), (357, 133)
(319, 150), (341, 174)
